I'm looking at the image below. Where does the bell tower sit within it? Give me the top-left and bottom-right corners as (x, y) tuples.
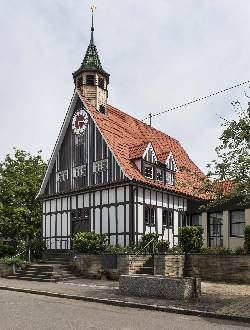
(73, 6), (109, 114)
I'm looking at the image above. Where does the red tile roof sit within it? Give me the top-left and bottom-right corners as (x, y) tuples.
(79, 92), (208, 199)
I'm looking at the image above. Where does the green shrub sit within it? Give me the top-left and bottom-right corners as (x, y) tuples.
(0, 256), (24, 267)
(179, 226), (204, 253)
(0, 245), (16, 258)
(201, 247), (232, 254)
(155, 240), (170, 253)
(169, 244), (183, 254)
(139, 233), (159, 253)
(73, 232), (108, 254)
(244, 225), (250, 254)
(104, 244), (141, 254)
(234, 246), (246, 255)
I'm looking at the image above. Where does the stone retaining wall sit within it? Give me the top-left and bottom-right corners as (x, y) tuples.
(184, 254), (250, 283)
(0, 263), (13, 277)
(72, 254), (152, 280)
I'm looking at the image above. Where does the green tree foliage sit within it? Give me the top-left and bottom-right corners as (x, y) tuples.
(0, 149), (47, 239)
(179, 226), (204, 253)
(244, 225), (250, 254)
(180, 103), (250, 207)
(206, 103), (250, 206)
(73, 232), (108, 254)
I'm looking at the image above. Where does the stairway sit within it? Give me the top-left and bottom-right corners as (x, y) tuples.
(6, 252), (79, 283)
(136, 256), (154, 275)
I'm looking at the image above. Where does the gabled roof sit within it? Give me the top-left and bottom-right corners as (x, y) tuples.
(78, 90), (207, 199)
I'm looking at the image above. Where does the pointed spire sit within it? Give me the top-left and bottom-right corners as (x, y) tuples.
(90, 5), (96, 45)
(73, 5), (109, 81)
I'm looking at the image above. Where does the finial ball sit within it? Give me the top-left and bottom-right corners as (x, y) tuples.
(91, 5), (97, 12)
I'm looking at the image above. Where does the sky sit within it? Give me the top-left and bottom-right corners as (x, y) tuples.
(0, 0), (250, 173)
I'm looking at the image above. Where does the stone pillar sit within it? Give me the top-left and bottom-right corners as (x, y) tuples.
(154, 254), (185, 277)
(201, 212), (208, 247)
(223, 211), (229, 248)
(245, 209), (250, 226)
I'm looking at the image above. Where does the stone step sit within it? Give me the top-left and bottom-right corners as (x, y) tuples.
(6, 275), (54, 282)
(136, 267), (154, 275)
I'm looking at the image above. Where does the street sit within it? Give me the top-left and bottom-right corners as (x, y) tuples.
(0, 290), (248, 330)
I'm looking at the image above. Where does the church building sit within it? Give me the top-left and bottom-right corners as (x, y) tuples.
(37, 10), (249, 251)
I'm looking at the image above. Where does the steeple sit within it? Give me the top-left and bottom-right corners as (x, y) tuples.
(73, 6), (109, 115)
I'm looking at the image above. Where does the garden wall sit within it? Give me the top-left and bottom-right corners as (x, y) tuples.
(184, 254), (250, 283)
(0, 263), (13, 277)
(72, 253), (152, 280)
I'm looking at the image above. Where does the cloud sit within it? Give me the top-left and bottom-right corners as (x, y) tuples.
(0, 0), (249, 171)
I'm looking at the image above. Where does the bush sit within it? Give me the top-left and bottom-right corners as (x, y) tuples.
(0, 245), (16, 258)
(73, 232), (108, 254)
(0, 256), (24, 267)
(16, 239), (46, 260)
(244, 225), (250, 254)
(104, 244), (141, 254)
(139, 233), (159, 253)
(201, 247), (232, 254)
(155, 240), (170, 253)
(179, 226), (204, 253)
(169, 244), (183, 254)
(234, 246), (246, 255)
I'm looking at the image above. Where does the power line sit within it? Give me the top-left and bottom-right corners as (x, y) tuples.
(142, 80), (250, 124)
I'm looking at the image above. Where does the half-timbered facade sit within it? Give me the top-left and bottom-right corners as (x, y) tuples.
(39, 12), (250, 251)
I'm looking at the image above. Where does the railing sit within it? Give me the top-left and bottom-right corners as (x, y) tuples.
(129, 237), (156, 265)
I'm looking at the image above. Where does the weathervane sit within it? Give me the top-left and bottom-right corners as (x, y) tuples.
(90, 5), (96, 44)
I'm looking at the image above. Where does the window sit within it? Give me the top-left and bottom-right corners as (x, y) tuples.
(99, 105), (106, 114)
(208, 212), (223, 247)
(77, 76), (83, 87)
(73, 165), (87, 178)
(86, 74), (95, 85)
(98, 77), (105, 89)
(145, 206), (156, 226)
(93, 159), (109, 173)
(162, 209), (173, 227)
(230, 210), (245, 237)
(56, 170), (69, 183)
(165, 170), (175, 185)
(156, 168), (164, 182)
(144, 164), (153, 179)
(191, 214), (202, 226)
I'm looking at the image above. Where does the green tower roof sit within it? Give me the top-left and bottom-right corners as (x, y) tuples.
(73, 8), (109, 80)
(80, 42), (103, 71)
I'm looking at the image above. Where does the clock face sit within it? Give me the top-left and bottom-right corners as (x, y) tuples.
(72, 109), (88, 135)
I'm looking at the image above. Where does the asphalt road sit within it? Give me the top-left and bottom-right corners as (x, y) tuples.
(0, 290), (248, 330)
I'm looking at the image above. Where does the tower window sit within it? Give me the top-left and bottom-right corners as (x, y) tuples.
(99, 105), (106, 114)
(77, 76), (83, 87)
(86, 75), (95, 85)
(98, 77), (105, 89)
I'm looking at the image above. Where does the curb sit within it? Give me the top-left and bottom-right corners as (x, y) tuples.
(0, 285), (249, 324)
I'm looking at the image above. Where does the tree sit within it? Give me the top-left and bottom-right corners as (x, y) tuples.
(0, 149), (47, 240)
(180, 102), (250, 208)
(206, 102), (250, 206)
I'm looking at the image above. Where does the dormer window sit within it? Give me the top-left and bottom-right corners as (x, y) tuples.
(156, 168), (164, 182)
(98, 77), (105, 89)
(144, 164), (153, 179)
(86, 74), (95, 85)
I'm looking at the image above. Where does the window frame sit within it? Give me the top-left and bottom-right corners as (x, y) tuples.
(162, 209), (174, 228)
(144, 206), (157, 227)
(86, 74), (95, 85)
(230, 210), (245, 238)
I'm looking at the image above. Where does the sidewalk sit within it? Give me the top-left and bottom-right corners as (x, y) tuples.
(0, 277), (249, 322)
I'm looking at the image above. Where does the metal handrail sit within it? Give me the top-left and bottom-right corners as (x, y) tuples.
(129, 237), (156, 264)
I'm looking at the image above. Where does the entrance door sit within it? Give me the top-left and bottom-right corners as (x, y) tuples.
(72, 208), (91, 235)
(208, 212), (223, 247)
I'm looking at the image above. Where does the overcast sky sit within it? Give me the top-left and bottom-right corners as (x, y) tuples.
(0, 0), (250, 172)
